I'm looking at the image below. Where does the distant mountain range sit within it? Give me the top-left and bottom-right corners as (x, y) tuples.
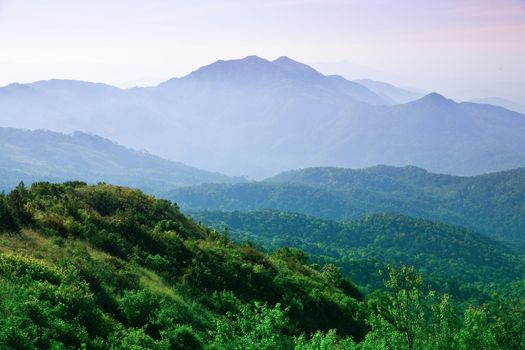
(0, 127), (241, 194)
(168, 165), (525, 246)
(1, 55), (525, 177)
(469, 97), (525, 115)
(353, 79), (424, 104)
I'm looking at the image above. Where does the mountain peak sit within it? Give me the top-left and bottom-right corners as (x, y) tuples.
(421, 92), (451, 103)
(176, 55), (327, 85)
(211, 55), (272, 67)
(183, 55), (277, 82)
(272, 56), (324, 80)
(407, 92), (456, 108)
(242, 55), (267, 62)
(273, 56), (296, 64)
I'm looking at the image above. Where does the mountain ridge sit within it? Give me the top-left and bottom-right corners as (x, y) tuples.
(1, 55), (525, 177)
(353, 78), (424, 104)
(0, 127), (242, 194)
(168, 165), (525, 246)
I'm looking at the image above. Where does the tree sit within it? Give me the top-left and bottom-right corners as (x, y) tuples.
(294, 329), (357, 350)
(457, 307), (499, 350)
(490, 297), (525, 350)
(0, 193), (19, 232)
(384, 266), (427, 350)
(361, 266), (428, 350)
(429, 294), (460, 350)
(6, 182), (32, 226)
(210, 302), (292, 350)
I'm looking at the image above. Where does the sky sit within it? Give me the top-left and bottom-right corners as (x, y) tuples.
(0, 0), (524, 102)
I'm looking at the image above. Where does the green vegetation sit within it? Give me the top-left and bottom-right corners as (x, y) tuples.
(0, 182), (365, 348)
(193, 209), (525, 304)
(0, 182), (524, 349)
(169, 165), (525, 247)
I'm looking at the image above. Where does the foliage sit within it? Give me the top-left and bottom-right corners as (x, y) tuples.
(0, 182), (368, 349)
(169, 166), (525, 246)
(209, 302), (292, 350)
(360, 267), (525, 350)
(194, 209), (525, 304)
(0, 182), (522, 349)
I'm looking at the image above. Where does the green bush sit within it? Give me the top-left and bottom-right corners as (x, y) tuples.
(118, 289), (160, 328)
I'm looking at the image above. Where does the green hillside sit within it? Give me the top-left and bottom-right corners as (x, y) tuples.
(193, 210), (525, 303)
(168, 166), (525, 246)
(0, 182), (524, 349)
(0, 182), (367, 348)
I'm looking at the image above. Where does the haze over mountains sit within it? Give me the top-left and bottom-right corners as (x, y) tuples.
(469, 97), (525, 115)
(352, 79), (424, 104)
(3, 0), (525, 346)
(1, 55), (525, 178)
(0, 127), (241, 194)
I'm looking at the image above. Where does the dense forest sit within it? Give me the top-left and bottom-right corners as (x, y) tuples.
(169, 165), (525, 247)
(0, 182), (524, 349)
(193, 210), (525, 305)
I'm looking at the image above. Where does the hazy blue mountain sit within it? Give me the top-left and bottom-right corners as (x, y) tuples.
(353, 79), (424, 104)
(325, 93), (525, 176)
(161, 56), (385, 105)
(1, 56), (525, 177)
(470, 97), (525, 115)
(0, 127), (242, 194)
(168, 165), (525, 246)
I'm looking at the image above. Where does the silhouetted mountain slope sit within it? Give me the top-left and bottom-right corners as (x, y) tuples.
(168, 166), (525, 245)
(1, 56), (525, 177)
(470, 97), (525, 115)
(0, 127), (242, 194)
(353, 79), (424, 104)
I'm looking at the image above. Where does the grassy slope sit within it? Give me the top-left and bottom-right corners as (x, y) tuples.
(0, 182), (365, 349)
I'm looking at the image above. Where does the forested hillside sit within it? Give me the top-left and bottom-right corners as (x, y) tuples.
(193, 210), (525, 304)
(0, 127), (241, 194)
(169, 166), (525, 246)
(1, 182), (524, 349)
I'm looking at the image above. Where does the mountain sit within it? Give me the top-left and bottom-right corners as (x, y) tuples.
(319, 93), (525, 176)
(168, 165), (525, 246)
(0, 127), (242, 194)
(353, 79), (424, 104)
(161, 56), (385, 105)
(470, 97), (525, 115)
(266, 164), (461, 190)
(193, 209), (525, 302)
(2, 56), (525, 177)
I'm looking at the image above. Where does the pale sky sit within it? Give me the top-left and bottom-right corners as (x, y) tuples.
(1, 0), (524, 102)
